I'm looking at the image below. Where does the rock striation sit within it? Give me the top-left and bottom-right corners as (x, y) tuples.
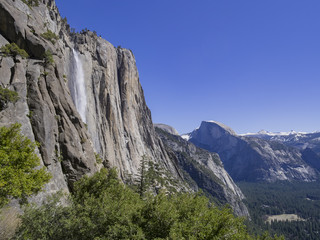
(185, 121), (318, 182)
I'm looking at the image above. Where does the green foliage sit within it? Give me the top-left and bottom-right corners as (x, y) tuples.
(239, 181), (320, 240)
(43, 50), (54, 66)
(0, 43), (29, 58)
(26, 110), (33, 119)
(14, 192), (70, 240)
(61, 17), (68, 25)
(135, 155), (181, 197)
(0, 86), (19, 111)
(15, 168), (283, 240)
(94, 153), (102, 164)
(140, 192), (252, 240)
(0, 123), (51, 207)
(41, 30), (59, 44)
(21, 0), (39, 8)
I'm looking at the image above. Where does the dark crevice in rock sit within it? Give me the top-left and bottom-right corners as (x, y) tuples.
(9, 66), (15, 84)
(54, 65), (59, 80)
(106, 93), (111, 121)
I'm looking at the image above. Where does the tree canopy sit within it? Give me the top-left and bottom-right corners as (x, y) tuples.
(0, 123), (51, 207)
(14, 168), (283, 240)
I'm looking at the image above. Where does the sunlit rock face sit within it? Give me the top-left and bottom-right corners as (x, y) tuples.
(0, 0), (180, 198)
(186, 121), (318, 182)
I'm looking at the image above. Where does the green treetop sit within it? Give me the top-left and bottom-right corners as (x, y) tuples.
(15, 168), (284, 240)
(0, 123), (51, 207)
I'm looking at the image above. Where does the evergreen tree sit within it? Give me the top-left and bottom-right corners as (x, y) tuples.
(0, 123), (51, 207)
(15, 168), (284, 240)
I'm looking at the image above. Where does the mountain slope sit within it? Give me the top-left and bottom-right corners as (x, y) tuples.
(243, 130), (320, 171)
(243, 130), (320, 155)
(155, 125), (249, 217)
(185, 121), (318, 182)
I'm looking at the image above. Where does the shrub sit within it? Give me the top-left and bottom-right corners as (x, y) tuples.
(41, 30), (59, 44)
(0, 86), (19, 111)
(22, 0), (39, 8)
(43, 50), (54, 66)
(0, 43), (29, 58)
(95, 153), (103, 164)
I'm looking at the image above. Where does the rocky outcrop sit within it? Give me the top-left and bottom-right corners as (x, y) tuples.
(156, 126), (249, 217)
(154, 123), (179, 136)
(185, 121), (318, 182)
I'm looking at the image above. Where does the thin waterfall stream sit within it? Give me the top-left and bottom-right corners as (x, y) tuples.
(69, 49), (87, 123)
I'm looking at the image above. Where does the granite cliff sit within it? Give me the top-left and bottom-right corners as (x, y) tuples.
(0, 0), (180, 200)
(0, 0), (248, 217)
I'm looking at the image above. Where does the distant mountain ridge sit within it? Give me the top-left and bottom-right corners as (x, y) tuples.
(242, 130), (320, 155)
(183, 121), (319, 182)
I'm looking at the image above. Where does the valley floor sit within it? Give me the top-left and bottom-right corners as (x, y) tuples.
(238, 181), (320, 240)
(265, 214), (305, 224)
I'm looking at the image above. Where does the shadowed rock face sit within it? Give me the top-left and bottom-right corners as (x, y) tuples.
(0, 0), (249, 216)
(186, 121), (318, 182)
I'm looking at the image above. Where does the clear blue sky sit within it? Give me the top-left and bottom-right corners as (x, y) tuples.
(55, 0), (320, 134)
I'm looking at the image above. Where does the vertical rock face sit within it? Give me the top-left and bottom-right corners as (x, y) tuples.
(0, 0), (176, 188)
(0, 0), (248, 216)
(0, 0), (181, 200)
(186, 121), (318, 182)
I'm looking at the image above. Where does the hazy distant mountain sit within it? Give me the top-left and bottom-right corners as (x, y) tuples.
(154, 123), (179, 136)
(242, 130), (320, 155)
(183, 121), (318, 182)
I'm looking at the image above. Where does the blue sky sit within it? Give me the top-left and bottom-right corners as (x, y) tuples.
(55, 0), (320, 134)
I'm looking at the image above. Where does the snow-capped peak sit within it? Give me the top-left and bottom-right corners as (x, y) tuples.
(242, 130), (307, 137)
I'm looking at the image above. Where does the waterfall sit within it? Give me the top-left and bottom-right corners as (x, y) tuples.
(69, 49), (87, 123)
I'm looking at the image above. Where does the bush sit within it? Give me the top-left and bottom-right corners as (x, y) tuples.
(0, 43), (29, 58)
(0, 86), (19, 111)
(0, 123), (51, 207)
(22, 0), (39, 8)
(14, 168), (284, 240)
(41, 30), (59, 44)
(43, 50), (54, 66)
